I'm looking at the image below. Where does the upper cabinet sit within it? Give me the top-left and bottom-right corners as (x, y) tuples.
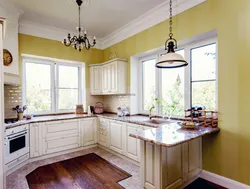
(90, 58), (127, 95)
(0, 2), (22, 85)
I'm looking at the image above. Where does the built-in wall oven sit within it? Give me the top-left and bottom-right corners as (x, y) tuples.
(4, 125), (29, 169)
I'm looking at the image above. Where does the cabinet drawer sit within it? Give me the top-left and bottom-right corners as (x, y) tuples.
(44, 120), (79, 138)
(5, 153), (29, 171)
(45, 135), (80, 154)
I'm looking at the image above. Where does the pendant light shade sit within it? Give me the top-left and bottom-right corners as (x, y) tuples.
(156, 0), (188, 69)
(156, 41), (188, 69)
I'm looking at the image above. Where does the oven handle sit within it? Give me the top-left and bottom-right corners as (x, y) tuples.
(8, 132), (27, 140)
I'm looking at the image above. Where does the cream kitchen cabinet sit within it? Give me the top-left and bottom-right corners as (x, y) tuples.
(30, 123), (43, 158)
(80, 118), (97, 146)
(43, 120), (80, 155)
(89, 58), (127, 95)
(90, 66), (102, 95)
(109, 121), (125, 154)
(97, 118), (109, 147)
(125, 123), (140, 161)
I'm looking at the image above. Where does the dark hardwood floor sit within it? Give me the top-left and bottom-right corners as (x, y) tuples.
(26, 153), (131, 189)
(185, 178), (227, 189)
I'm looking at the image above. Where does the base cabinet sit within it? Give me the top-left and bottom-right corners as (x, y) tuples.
(30, 123), (43, 158)
(109, 121), (124, 154)
(141, 138), (202, 189)
(126, 123), (140, 161)
(98, 118), (109, 147)
(80, 118), (97, 146)
(42, 120), (80, 155)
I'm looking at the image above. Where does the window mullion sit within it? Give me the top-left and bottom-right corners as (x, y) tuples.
(185, 45), (191, 110)
(53, 63), (58, 112)
(156, 54), (162, 116)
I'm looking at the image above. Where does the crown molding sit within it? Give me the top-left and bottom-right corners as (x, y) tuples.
(0, 0), (23, 22)
(17, 0), (206, 50)
(19, 20), (103, 50)
(101, 0), (206, 49)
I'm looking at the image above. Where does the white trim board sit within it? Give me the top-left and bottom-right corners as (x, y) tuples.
(200, 170), (250, 189)
(17, 0), (206, 50)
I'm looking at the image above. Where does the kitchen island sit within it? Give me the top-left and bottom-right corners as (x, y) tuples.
(130, 121), (219, 189)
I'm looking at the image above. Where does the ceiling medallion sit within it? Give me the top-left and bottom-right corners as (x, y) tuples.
(63, 0), (96, 52)
(155, 0), (188, 69)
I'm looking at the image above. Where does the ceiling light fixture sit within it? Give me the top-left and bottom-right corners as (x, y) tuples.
(63, 0), (96, 52)
(156, 0), (188, 69)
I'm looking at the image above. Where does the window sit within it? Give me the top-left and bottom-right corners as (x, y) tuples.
(161, 50), (185, 116)
(191, 43), (216, 110)
(139, 38), (217, 116)
(142, 58), (156, 111)
(23, 56), (84, 114)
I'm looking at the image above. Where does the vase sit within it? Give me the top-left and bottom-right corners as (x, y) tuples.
(18, 113), (23, 121)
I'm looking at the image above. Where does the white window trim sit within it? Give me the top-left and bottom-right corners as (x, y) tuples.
(138, 37), (218, 115)
(22, 54), (85, 115)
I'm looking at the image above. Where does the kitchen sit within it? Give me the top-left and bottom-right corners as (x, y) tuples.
(0, 0), (250, 189)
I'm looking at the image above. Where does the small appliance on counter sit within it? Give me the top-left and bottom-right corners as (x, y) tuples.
(117, 105), (130, 117)
(75, 104), (84, 114)
(94, 102), (104, 114)
(87, 105), (94, 116)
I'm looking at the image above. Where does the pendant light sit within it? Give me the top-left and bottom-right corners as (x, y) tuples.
(156, 0), (188, 69)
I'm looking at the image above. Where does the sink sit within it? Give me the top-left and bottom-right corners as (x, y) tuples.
(143, 119), (173, 125)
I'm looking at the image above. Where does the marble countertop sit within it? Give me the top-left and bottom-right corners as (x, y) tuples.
(130, 122), (220, 147)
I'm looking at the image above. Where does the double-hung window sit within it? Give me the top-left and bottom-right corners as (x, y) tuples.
(23, 56), (84, 114)
(140, 38), (217, 116)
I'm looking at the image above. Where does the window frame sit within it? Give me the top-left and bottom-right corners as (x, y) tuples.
(139, 37), (218, 116)
(22, 55), (85, 115)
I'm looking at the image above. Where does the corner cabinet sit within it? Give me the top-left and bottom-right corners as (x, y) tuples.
(80, 118), (97, 146)
(89, 58), (127, 95)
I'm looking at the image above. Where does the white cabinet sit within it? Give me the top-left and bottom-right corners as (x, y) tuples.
(102, 64), (110, 93)
(90, 66), (102, 95)
(126, 123), (140, 161)
(30, 123), (43, 158)
(98, 118), (109, 147)
(80, 118), (97, 146)
(109, 121), (124, 154)
(89, 58), (127, 95)
(43, 120), (80, 155)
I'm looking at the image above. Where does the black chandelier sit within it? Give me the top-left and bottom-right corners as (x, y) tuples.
(63, 0), (96, 52)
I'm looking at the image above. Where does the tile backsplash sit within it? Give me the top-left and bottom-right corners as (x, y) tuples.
(4, 85), (22, 119)
(103, 95), (130, 113)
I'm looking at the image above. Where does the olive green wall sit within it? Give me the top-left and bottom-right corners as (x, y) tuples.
(103, 0), (250, 185)
(18, 34), (104, 88)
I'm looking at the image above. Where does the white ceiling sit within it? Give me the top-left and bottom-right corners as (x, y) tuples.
(9, 0), (166, 38)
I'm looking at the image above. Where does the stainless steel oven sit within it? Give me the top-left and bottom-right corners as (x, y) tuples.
(4, 125), (29, 164)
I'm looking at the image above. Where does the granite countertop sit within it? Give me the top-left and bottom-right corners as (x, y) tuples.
(5, 113), (220, 147)
(130, 122), (220, 147)
(4, 113), (163, 129)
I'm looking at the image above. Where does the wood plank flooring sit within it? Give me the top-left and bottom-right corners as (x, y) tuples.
(26, 153), (131, 189)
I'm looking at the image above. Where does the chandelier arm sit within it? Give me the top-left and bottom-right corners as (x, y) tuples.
(84, 37), (90, 50)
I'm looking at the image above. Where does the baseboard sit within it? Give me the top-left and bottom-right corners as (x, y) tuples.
(200, 170), (250, 189)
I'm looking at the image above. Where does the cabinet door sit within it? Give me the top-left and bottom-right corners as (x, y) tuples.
(30, 123), (43, 158)
(110, 62), (118, 93)
(81, 118), (97, 146)
(109, 121), (123, 154)
(102, 64), (110, 93)
(126, 124), (140, 161)
(90, 66), (102, 94)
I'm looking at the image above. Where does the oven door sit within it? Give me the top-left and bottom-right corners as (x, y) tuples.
(4, 131), (30, 164)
